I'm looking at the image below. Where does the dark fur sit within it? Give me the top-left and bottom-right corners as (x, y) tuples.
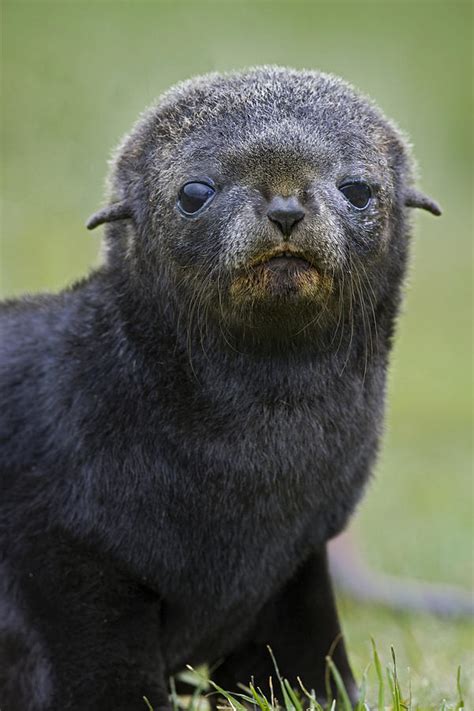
(0, 67), (439, 710)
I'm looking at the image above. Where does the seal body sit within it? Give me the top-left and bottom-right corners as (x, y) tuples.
(0, 67), (439, 710)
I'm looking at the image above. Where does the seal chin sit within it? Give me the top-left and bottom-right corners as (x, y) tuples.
(228, 258), (331, 309)
(253, 254), (321, 296)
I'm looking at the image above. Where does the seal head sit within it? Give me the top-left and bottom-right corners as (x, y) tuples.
(88, 67), (440, 346)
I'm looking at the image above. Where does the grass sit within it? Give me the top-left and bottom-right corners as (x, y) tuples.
(143, 639), (467, 711)
(338, 598), (473, 704)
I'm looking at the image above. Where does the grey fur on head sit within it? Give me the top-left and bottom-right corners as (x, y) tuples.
(88, 66), (441, 232)
(87, 66), (440, 345)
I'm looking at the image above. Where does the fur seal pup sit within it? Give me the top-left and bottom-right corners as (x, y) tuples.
(0, 67), (440, 710)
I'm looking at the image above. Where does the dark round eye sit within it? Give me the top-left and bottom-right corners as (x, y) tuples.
(178, 182), (215, 215)
(339, 182), (372, 209)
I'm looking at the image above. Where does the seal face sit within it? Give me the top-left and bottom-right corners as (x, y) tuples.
(90, 66), (439, 349)
(164, 113), (390, 338)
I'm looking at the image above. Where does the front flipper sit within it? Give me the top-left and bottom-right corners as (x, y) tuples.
(211, 545), (357, 706)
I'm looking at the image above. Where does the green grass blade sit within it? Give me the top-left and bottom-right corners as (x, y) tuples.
(324, 656), (333, 711)
(325, 656), (352, 711)
(266, 646), (296, 710)
(189, 680), (209, 711)
(386, 667), (395, 704)
(269, 675), (276, 708)
(207, 680), (250, 711)
(390, 645), (407, 711)
(391, 648), (401, 711)
(297, 676), (325, 711)
(143, 697), (154, 711)
(248, 683), (272, 711)
(355, 663), (370, 711)
(188, 665), (250, 711)
(456, 666), (465, 709)
(283, 678), (304, 711)
(182, 667), (211, 711)
(386, 666), (407, 711)
(168, 677), (179, 711)
(371, 637), (384, 711)
(407, 666), (412, 711)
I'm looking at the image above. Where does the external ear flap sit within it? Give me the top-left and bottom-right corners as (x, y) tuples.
(86, 201), (133, 230)
(404, 188), (442, 216)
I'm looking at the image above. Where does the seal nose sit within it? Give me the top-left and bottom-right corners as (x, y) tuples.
(267, 196), (305, 237)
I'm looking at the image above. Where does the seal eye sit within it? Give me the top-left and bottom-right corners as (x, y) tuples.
(178, 182), (215, 215)
(339, 182), (372, 209)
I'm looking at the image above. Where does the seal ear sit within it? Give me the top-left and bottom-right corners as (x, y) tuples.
(86, 201), (133, 230)
(404, 188), (442, 216)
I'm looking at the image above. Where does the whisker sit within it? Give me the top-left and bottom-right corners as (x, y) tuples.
(179, 257), (220, 380)
(357, 259), (379, 349)
(353, 265), (370, 384)
(339, 255), (355, 375)
(293, 264), (334, 336)
(216, 264), (244, 354)
(332, 260), (347, 357)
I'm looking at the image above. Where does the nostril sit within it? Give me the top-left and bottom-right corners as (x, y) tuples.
(267, 197), (305, 237)
(268, 209), (305, 234)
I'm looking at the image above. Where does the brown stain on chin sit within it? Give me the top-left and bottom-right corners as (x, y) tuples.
(229, 259), (333, 303)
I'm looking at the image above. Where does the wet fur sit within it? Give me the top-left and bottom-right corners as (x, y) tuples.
(0, 67), (439, 710)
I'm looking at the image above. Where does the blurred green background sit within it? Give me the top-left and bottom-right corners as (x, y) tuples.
(2, 0), (473, 704)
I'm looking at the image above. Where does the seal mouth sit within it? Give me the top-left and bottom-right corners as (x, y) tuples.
(264, 253), (313, 271)
(249, 246), (318, 272)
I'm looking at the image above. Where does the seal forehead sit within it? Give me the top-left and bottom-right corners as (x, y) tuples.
(167, 115), (390, 197)
(152, 66), (395, 148)
(109, 66), (407, 210)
